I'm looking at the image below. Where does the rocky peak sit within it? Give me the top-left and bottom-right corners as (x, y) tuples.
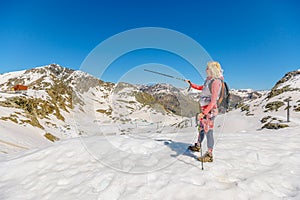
(267, 69), (300, 99)
(273, 70), (300, 89)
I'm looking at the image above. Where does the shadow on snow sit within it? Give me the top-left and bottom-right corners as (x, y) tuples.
(155, 139), (199, 161)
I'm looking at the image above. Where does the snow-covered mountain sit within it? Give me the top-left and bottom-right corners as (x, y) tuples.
(139, 83), (199, 117)
(229, 88), (267, 108)
(2, 64), (299, 155)
(0, 64), (187, 154)
(1, 66), (300, 199)
(236, 69), (300, 129)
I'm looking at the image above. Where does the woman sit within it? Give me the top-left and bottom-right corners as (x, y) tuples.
(186, 61), (224, 162)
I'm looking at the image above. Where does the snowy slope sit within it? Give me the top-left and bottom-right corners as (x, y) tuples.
(0, 65), (189, 154)
(1, 67), (300, 199)
(236, 69), (300, 129)
(0, 111), (299, 199)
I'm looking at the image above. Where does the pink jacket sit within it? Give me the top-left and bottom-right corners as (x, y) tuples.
(190, 77), (222, 115)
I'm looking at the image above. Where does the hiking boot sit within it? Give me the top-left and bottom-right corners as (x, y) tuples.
(188, 143), (201, 152)
(198, 152), (213, 162)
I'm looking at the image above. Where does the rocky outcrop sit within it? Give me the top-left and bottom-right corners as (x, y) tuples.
(139, 84), (199, 117)
(266, 70), (300, 99)
(260, 116), (289, 129)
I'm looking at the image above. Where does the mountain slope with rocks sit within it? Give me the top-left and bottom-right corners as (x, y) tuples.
(1, 66), (300, 199)
(0, 64), (187, 154)
(2, 64), (297, 155)
(236, 69), (300, 129)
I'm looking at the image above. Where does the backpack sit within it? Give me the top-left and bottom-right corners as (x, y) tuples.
(209, 78), (230, 113)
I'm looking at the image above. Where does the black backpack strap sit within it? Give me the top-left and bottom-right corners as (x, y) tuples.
(223, 81), (230, 105)
(224, 81), (229, 94)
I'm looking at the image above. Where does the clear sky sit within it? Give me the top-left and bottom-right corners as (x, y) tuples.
(1, 0), (300, 90)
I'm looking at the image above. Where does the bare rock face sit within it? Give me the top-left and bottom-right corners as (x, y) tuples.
(139, 84), (199, 117)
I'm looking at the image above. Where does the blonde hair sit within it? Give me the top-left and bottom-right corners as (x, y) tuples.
(207, 61), (223, 78)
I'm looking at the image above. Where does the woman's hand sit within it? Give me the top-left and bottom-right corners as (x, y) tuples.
(185, 80), (191, 84)
(198, 113), (205, 120)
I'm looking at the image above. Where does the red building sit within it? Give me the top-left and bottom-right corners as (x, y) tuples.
(13, 85), (28, 91)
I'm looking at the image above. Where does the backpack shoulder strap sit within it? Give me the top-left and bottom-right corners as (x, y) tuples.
(208, 78), (224, 106)
(217, 81), (226, 105)
(208, 78), (223, 92)
(224, 81), (229, 93)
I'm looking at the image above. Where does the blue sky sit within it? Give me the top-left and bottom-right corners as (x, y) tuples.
(1, 0), (300, 90)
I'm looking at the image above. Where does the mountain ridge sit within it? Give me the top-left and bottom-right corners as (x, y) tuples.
(0, 64), (189, 153)
(1, 64), (299, 154)
(237, 69), (300, 129)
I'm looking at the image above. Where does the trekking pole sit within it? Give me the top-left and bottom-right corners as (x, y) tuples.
(197, 112), (204, 170)
(195, 113), (204, 170)
(144, 69), (191, 91)
(200, 142), (204, 170)
(144, 69), (186, 81)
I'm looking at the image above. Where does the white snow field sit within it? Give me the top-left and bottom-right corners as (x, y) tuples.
(0, 111), (300, 200)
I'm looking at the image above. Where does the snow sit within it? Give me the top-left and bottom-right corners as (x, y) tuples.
(278, 73), (300, 89)
(1, 65), (300, 199)
(0, 70), (26, 86)
(229, 88), (266, 99)
(0, 110), (300, 200)
(0, 120), (50, 154)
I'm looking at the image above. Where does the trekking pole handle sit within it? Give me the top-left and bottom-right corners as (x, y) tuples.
(185, 80), (192, 92)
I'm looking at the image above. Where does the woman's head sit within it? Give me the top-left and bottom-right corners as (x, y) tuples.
(206, 61), (223, 78)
